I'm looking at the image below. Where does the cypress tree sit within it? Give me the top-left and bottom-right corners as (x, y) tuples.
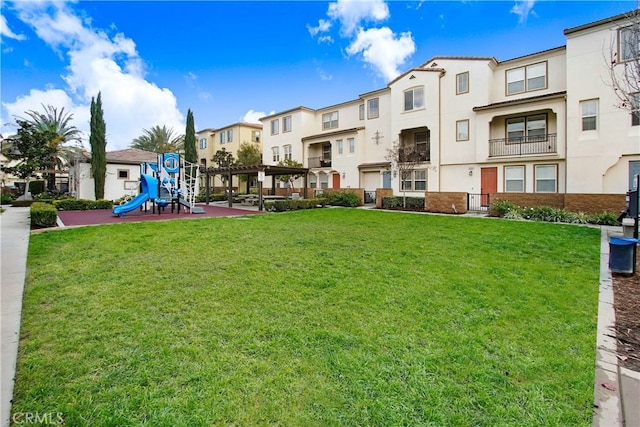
(184, 109), (197, 164)
(89, 92), (107, 199)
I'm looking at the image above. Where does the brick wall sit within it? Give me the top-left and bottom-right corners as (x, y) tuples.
(425, 192), (467, 214)
(489, 192), (626, 216)
(376, 188), (394, 208)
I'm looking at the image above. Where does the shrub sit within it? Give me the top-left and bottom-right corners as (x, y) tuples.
(320, 191), (361, 207)
(11, 200), (34, 207)
(381, 196), (425, 211)
(264, 198), (326, 212)
(28, 180), (45, 195)
(491, 199), (520, 217)
(30, 202), (58, 228)
(53, 199), (113, 211)
(588, 211), (619, 226)
(94, 199), (114, 210)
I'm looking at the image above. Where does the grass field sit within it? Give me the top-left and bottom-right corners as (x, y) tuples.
(13, 209), (601, 426)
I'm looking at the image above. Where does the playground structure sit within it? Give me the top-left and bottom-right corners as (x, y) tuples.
(112, 153), (201, 217)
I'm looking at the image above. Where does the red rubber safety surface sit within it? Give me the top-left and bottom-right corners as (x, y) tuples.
(57, 205), (263, 227)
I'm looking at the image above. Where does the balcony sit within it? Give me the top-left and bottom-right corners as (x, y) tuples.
(399, 148), (430, 163)
(489, 133), (557, 157)
(308, 156), (332, 168)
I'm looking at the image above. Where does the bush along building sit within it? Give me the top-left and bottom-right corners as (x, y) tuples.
(260, 10), (640, 215)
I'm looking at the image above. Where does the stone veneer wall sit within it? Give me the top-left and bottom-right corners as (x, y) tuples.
(489, 193), (626, 216)
(376, 188), (394, 208)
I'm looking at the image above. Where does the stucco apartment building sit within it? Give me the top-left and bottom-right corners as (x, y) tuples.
(260, 11), (639, 205)
(196, 122), (263, 190)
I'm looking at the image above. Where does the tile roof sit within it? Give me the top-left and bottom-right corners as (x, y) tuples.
(79, 148), (158, 164)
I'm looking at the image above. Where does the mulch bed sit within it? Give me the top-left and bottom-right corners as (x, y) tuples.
(612, 251), (640, 372)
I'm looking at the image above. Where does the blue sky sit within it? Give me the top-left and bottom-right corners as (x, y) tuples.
(1, 0), (635, 150)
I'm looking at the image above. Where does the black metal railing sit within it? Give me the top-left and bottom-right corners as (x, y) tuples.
(468, 193), (490, 212)
(308, 156), (332, 168)
(399, 148), (430, 163)
(489, 133), (557, 157)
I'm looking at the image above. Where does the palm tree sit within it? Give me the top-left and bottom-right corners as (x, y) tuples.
(130, 125), (184, 153)
(19, 105), (83, 191)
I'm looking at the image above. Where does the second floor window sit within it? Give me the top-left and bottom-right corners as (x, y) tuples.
(359, 104), (365, 120)
(220, 132), (226, 144)
(632, 93), (640, 126)
(271, 119), (279, 135)
(456, 120), (469, 141)
(272, 147), (280, 162)
(368, 98), (379, 119)
(404, 87), (424, 111)
(323, 111), (338, 130)
(284, 144), (292, 160)
(199, 138), (207, 149)
(506, 114), (547, 141)
(619, 26), (639, 62)
(252, 130), (261, 142)
(283, 116), (292, 132)
(227, 130), (233, 143)
(348, 138), (355, 154)
(456, 72), (469, 94)
(581, 99), (598, 131)
(337, 139), (344, 155)
(506, 62), (547, 95)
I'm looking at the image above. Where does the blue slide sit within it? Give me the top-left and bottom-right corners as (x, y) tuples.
(112, 192), (150, 216)
(112, 174), (159, 217)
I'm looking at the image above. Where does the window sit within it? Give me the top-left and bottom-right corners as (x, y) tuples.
(284, 144), (292, 160)
(619, 26), (639, 62)
(252, 130), (261, 143)
(359, 104), (365, 120)
(220, 132), (226, 144)
(456, 72), (469, 94)
(199, 138), (207, 149)
(504, 166), (525, 192)
(322, 111), (338, 130)
(117, 169), (129, 179)
(227, 129), (233, 143)
(581, 99), (598, 131)
(415, 132), (428, 157)
(506, 62), (547, 95)
(322, 144), (331, 161)
(456, 120), (469, 141)
(337, 139), (344, 155)
(506, 114), (547, 141)
(283, 116), (292, 133)
(271, 119), (279, 135)
(401, 170), (426, 191)
(368, 98), (379, 119)
(632, 93), (640, 127)
(348, 138), (355, 154)
(320, 173), (328, 189)
(535, 164), (557, 193)
(272, 147), (280, 162)
(310, 174), (317, 188)
(404, 87), (424, 111)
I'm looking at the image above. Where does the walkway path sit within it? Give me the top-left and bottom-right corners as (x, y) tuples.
(0, 206), (638, 426)
(1, 207), (30, 427)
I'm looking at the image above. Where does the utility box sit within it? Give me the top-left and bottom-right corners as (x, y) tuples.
(622, 218), (636, 238)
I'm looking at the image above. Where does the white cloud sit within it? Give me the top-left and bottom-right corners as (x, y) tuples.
(311, 0), (414, 82)
(2, 1), (184, 151)
(241, 109), (273, 124)
(346, 27), (415, 81)
(307, 19), (332, 36)
(0, 13), (25, 40)
(511, 0), (537, 24)
(327, 0), (389, 36)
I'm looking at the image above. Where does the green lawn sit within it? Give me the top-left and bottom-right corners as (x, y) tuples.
(13, 209), (600, 426)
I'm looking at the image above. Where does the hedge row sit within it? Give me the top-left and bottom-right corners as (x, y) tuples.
(382, 196), (425, 211)
(30, 202), (58, 228)
(53, 199), (113, 211)
(264, 198), (326, 212)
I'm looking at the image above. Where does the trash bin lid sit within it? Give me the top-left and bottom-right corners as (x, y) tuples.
(609, 237), (639, 245)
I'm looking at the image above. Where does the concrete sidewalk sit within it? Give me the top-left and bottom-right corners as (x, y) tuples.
(0, 207), (30, 427)
(0, 207), (638, 425)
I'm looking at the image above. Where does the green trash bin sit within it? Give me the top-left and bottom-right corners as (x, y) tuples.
(609, 237), (638, 274)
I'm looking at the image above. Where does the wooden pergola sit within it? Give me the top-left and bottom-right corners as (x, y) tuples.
(200, 164), (310, 208)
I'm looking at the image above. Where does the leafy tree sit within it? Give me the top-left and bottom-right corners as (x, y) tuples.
(90, 92), (107, 199)
(184, 109), (197, 164)
(131, 125), (184, 153)
(19, 104), (83, 190)
(277, 158), (303, 192)
(212, 148), (235, 168)
(606, 10), (640, 115)
(3, 120), (58, 192)
(236, 142), (262, 166)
